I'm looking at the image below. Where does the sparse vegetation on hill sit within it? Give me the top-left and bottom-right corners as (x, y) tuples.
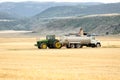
(0, 12), (15, 19)
(32, 14), (120, 35)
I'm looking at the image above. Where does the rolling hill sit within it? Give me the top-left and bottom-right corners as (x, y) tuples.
(0, 11), (29, 30)
(0, 12), (16, 19)
(32, 14), (120, 35)
(0, 2), (120, 35)
(0, 2), (102, 17)
(36, 3), (120, 18)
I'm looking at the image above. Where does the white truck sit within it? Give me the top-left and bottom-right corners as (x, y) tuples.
(60, 34), (101, 48)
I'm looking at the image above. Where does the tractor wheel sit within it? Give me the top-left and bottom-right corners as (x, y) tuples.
(40, 43), (47, 49)
(38, 45), (41, 49)
(54, 41), (62, 49)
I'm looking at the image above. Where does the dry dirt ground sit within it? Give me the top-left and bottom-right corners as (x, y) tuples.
(0, 36), (120, 80)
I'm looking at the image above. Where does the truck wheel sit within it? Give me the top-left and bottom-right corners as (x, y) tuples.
(70, 44), (75, 48)
(40, 43), (47, 49)
(91, 44), (96, 48)
(75, 44), (83, 48)
(54, 41), (62, 49)
(66, 45), (71, 48)
(96, 43), (101, 47)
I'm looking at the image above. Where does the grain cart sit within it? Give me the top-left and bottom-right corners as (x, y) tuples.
(35, 35), (62, 49)
(60, 34), (101, 48)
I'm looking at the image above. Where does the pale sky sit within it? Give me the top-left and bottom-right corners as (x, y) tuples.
(0, 0), (120, 3)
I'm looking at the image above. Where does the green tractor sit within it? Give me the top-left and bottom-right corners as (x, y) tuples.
(35, 35), (62, 49)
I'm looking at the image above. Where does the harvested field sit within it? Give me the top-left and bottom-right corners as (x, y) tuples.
(0, 36), (120, 80)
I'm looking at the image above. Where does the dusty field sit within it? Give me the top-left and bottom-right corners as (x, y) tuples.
(0, 36), (120, 80)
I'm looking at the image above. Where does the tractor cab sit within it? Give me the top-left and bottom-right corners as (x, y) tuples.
(46, 35), (55, 40)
